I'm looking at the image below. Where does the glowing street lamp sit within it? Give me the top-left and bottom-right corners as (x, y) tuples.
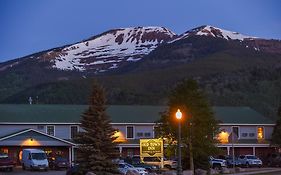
(176, 109), (182, 120)
(176, 109), (182, 175)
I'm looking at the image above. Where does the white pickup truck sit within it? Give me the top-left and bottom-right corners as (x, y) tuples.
(209, 156), (227, 170)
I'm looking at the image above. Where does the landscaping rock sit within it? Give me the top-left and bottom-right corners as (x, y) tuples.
(195, 169), (207, 175)
(162, 170), (177, 175)
(221, 167), (230, 174)
(209, 168), (219, 175)
(183, 170), (194, 175)
(86, 172), (96, 175)
(235, 167), (245, 172)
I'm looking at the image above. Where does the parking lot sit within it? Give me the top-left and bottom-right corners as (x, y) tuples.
(1, 166), (66, 175)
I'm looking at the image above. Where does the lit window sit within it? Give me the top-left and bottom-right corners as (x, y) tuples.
(218, 130), (229, 144)
(0, 148), (8, 154)
(257, 127), (264, 139)
(46, 125), (55, 136)
(126, 126), (134, 139)
(70, 126), (78, 139)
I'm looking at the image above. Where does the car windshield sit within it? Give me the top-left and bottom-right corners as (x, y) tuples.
(246, 156), (257, 159)
(31, 153), (46, 160)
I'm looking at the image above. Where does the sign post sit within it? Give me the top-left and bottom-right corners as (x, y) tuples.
(140, 138), (164, 168)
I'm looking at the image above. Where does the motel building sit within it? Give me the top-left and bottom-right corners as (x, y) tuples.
(0, 104), (276, 165)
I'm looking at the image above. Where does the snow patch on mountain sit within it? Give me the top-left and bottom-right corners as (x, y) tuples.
(172, 25), (256, 42)
(52, 26), (176, 72)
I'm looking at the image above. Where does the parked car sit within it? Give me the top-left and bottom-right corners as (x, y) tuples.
(238, 155), (262, 168)
(0, 153), (15, 172)
(124, 156), (159, 172)
(267, 153), (281, 167)
(141, 156), (177, 169)
(21, 149), (49, 171)
(225, 156), (242, 167)
(48, 156), (70, 170)
(118, 162), (148, 175)
(209, 156), (227, 170)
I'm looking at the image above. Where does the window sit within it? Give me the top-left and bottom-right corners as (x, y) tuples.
(144, 132), (151, 137)
(241, 133), (248, 137)
(257, 127), (264, 139)
(46, 125), (55, 136)
(218, 130), (229, 143)
(0, 148), (8, 154)
(232, 126), (239, 138)
(136, 132), (143, 137)
(126, 126), (134, 139)
(70, 126), (79, 139)
(249, 133), (255, 137)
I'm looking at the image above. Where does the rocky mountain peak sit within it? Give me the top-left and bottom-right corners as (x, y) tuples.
(50, 26), (176, 72)
(173, 25), (256, 42)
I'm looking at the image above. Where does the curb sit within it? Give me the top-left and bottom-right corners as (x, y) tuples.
(228, 168), (281, 175)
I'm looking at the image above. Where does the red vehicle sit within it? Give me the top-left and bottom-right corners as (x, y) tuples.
(0, 153), (16, 172)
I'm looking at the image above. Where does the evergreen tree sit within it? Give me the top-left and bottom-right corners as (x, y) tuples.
(271, 105), (281, 147)
(75, 82), (118, 175)
(156, 79), (220, 170)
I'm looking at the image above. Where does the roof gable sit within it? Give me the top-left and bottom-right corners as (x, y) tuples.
(0, 128), (75, 146)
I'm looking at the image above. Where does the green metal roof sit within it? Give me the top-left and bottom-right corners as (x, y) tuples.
(213, 106), (274, 124)
(0, 104), (274, 124)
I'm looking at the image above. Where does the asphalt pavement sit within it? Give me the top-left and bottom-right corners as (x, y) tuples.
(1, 166), (66, 175)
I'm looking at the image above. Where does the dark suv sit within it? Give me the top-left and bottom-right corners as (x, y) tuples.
(267, 153), (281, 167)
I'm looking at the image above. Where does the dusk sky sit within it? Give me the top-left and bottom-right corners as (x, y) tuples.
(0, 0), (280, 62)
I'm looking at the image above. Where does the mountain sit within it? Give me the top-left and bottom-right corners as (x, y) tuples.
(1, 25), (281, 119)
(173, 25), (256, 42)
(1, 25), (280, 74)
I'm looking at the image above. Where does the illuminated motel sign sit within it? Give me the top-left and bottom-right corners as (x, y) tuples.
(140, 139), (164, 167)
(140, 139), (163, 156)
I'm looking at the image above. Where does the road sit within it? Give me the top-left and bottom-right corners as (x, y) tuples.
(1, 166), (66, 175)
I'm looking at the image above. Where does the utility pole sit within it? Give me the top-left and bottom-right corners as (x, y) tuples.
(189, 122), (194, 174)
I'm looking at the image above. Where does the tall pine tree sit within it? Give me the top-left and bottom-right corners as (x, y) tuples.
(271, 105), (281, 148)
(156, 79), (220, 170)
(75, 82), (118, 175)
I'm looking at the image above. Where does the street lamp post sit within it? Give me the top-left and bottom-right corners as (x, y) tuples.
(176, 109), (183, 175)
